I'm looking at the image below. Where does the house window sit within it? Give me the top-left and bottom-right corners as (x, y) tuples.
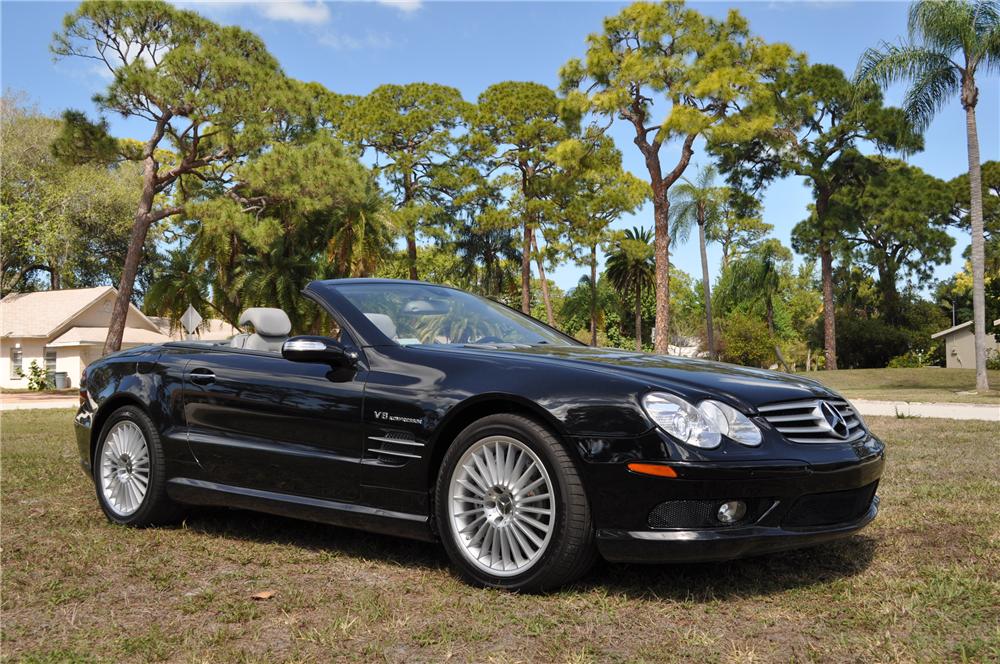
(10, 347), (22, 379)
(45, 348), (57, 384)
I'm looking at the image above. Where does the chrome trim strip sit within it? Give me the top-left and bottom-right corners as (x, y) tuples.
(367, 436), (424, 447)
(785, 430), (866, 444)
(758, 399), (848, 412)
(369, 447), (421, 459)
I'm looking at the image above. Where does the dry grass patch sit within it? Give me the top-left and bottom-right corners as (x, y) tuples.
(2, 410), (998, 662)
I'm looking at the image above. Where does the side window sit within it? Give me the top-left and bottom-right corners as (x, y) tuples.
(10, 346), (22, 379)
(45, 348), (57, 376)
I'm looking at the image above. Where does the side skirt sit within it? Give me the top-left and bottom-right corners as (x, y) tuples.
(166, 477), (435, 542)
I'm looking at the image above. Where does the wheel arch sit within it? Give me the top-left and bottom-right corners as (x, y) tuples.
(89, 393), (149, 467)
(426, 393), (569, 493)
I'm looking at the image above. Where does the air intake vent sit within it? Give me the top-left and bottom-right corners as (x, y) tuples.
(368, 432), (424, 463)
(757, 399), (866, 444)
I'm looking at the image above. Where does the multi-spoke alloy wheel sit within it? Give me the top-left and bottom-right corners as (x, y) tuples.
(438, 414), (595, 591)
(94, 406), (181, 527)
(449, 435), (556, 577)
(100, 420), (151, 516)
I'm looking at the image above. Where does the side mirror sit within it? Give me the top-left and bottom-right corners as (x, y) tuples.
(282, 336), (358, 369)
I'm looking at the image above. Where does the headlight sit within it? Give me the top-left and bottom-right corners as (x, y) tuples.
(641, 393), (721, 449)
(698, 400), (762, 447)
(641, 393), (762, 449)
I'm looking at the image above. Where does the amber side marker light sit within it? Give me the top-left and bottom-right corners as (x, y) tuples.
(627, 463), (678, 478)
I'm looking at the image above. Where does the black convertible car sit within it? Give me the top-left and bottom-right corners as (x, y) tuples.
(75, 278), (883, 591)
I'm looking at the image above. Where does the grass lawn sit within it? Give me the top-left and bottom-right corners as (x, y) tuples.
(802, 367), (1000, 404)
(2, 410), (998, 662)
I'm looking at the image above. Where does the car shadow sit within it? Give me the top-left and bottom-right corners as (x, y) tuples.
(178, 506), (450, 571)
(579, 535), (878, 601)
(176, 506), (877, 600)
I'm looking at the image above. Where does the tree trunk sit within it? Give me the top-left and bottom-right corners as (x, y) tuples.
(652, 187), (671, 354)
(590, 243), (598, 346)
(531, 232), (555, 326)
(698, 221), (715, 360)
(965, 101), (989, 391)
(403, 174), (418, 280)
(814, 187), (837, 371)
(634, 282), (642, 352)
(406, 231), (418, 281)
(520, 220), (531, 314)
(104, 205), (155, 354)
(766, 297), (791, 372)
(877, 264), (901, 326)
(819, 242), (837, 370)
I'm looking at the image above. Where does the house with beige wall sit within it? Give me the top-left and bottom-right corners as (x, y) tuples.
(931, 318), (1000, 369)
(0, 287), (171, 389)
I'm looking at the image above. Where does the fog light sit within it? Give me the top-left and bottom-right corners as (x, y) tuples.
(717, 500), (747, 524)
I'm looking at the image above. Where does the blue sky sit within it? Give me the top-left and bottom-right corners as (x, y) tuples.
(2, 0), (998, 292)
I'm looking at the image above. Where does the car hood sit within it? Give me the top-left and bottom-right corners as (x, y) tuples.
(454, 344), (838, 410)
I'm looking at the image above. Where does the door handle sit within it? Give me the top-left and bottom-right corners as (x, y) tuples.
(188, 368), (215, 385)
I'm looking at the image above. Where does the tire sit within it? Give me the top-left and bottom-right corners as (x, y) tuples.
(435, 413), (596, 592)
(93, 405), (182, 527)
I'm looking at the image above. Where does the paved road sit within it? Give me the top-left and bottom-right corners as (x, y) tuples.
(2, 393), (997, 421)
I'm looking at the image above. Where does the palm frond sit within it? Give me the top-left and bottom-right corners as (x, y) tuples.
(903, 61), (961, 130)
(856, 42), (957, 130)
(909, 0), (974, 55)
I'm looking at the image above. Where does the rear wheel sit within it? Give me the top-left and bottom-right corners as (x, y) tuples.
(436, 414), (595, 591)
(94, 405), (181, 526)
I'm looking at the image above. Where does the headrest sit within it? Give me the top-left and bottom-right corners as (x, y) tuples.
(238, 308), (291, 337)
(365, 313), (397, 339)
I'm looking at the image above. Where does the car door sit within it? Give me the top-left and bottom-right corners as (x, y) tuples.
(181, 342), (366, 502)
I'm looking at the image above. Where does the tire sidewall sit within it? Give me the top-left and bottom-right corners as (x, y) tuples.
(94, 406), (163, 526)
(435, 415), (583, 591)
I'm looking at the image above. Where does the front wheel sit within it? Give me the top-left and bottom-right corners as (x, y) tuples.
(94, 405), (181, 527)
(435, 414), (595, 591)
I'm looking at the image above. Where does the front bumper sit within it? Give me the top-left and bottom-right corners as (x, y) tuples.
(578, 434), (885, 564)
(597, 495), (878, 563)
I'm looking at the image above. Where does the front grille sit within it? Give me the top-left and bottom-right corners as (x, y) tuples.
(757, 399), (866, 443)
(783, 482), (878, 528)
(648, 499), (771, 529)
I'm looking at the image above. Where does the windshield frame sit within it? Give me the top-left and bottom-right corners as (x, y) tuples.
(306, 279), (584, 349)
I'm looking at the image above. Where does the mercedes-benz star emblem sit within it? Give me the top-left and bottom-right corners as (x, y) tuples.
(819, 401), (850, 439)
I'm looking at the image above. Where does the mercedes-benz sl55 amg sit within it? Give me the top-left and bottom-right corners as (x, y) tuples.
(75, 279), (883, 591)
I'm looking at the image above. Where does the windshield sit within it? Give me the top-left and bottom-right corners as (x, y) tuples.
(332, 282), (576, 347)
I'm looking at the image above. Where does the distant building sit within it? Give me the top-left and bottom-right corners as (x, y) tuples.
(149, 316), (239, 342)
(1, 287), (169, 389)
(1, 289), (241, 389)
(931, 319), (1000, 369)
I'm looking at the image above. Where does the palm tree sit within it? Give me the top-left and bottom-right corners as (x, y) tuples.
(606, 227), (656, 352)
(453, 223), (522, 298)
(560, 274), (618, 344)
(669, 165), (727, 359)
(856, 0), (998, 391)
(724, 241), (793, 372)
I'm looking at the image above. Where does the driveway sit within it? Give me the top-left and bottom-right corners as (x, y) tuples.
(1, 392), (78, 411)
(852, 399), (999, 422)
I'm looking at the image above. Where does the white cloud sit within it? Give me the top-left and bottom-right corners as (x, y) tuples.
(375, 0), (422, 14)
(258, 1), (331, 24)
(174, 1), (331, 25)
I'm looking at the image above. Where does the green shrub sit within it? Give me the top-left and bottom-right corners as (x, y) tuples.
(887, 348), (935, 368)
(987, 350), (1000, 371)
(719, 312), (775, 368)
(15, 360), (49, 391)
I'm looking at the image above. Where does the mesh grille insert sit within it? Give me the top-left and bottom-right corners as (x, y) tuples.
(647, 499), (771, 529)
(783, 482), (879, 528)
